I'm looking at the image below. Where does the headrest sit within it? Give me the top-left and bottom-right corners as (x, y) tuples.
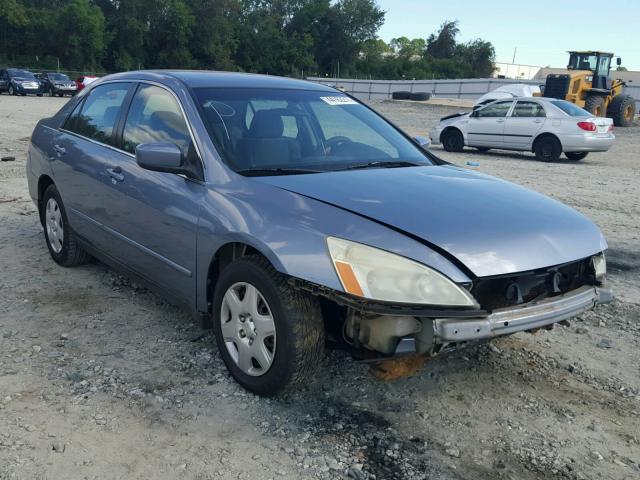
(249, 110), (284, 138)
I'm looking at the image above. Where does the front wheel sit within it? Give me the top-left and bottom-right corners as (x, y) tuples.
(441, 128), (464, 152)
(41, 184), (91, 267)
(8, 85), (16, 96)
(565, 152), (588, 161)
(212, 255), (324, 396)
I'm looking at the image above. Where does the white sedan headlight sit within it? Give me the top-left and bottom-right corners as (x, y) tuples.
(326, 237), (477, 306)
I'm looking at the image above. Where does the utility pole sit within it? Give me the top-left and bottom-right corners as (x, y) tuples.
(512, 47), (517, 64)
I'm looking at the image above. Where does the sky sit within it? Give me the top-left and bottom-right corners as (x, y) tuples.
(376, 0), (640, 70)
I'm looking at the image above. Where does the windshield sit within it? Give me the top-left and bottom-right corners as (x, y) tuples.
(49, 73), (70, 82)
(193, 88), (431, 175)
(551, 100), (592, 117)
(7, 69), (36, 79)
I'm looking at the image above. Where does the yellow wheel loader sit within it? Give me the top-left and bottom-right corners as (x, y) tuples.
(543, 51), (636, 126)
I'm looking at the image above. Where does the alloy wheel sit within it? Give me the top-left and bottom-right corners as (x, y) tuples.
(220, 282), (276, 376)
(45, 197), (64, 254)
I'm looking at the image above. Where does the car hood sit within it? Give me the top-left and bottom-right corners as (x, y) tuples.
(256, 165), (606, 278)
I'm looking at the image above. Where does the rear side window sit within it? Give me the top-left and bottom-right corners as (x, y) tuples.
(67, 83), (130, 146)
(551, 100), (592, 117)
(476, 101), (513, 118)
(512, 101), (546, 118)
(122, 84), (192, 156)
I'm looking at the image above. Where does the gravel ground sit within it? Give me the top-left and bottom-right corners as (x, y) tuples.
(0, 95), (639, 480)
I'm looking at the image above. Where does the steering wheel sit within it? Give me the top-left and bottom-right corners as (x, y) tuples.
(325, 136), (352, 154)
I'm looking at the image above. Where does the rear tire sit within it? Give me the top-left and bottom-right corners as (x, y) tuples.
(607, 94), (635, 127)
(534, 135), (562, 162)
(42, 184), (91, 267)
(565, 152), (588, 161)
(584, 95), (606, 117)
(212, 255), (325, 396)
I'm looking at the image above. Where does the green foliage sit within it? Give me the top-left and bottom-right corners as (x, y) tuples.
(0, 4), (494, 80)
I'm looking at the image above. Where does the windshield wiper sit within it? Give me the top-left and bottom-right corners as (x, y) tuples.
(236, 167), (322, 177)
(337, 160), (422, 171)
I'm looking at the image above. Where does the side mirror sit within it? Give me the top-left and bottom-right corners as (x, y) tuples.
(136, 142), (186, 175)
(616, 57), (622, 66)
(413, 136), (430, 150)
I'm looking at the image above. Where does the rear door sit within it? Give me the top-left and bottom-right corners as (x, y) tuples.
(0, 70), (8, 91)
(503, 100), (546, 148)
(53, 82), (134, 252)
(466, 101), (513, 147)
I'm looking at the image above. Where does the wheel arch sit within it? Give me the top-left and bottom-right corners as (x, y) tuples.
(532, 132), (563, 152)
(37, 174), (55, 226)
(204, 240), (285, 317)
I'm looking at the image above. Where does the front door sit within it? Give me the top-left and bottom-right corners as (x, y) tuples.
(98, 82), (205, 304)
(467, 100), (513, 147)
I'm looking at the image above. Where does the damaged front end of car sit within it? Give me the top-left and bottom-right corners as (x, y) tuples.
(293, 251), (612, 360)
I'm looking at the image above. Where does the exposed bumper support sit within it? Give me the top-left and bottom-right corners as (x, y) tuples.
(433, 286), (612, 343)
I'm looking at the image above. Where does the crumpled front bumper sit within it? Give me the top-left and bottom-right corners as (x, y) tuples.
(433, 286), (612, 343)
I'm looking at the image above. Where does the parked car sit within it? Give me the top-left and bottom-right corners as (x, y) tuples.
(27, 71), (611, 395)
(474, 83), (541, 108)
(75, 75), (98, 92)
(430, 97), (614, 161)
(0, 68), (44, 96)
(37, 72), (77, 97)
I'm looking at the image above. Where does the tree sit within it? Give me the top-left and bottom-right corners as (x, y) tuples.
(426, 20), (459, 59)
(54, 0), (106, 70)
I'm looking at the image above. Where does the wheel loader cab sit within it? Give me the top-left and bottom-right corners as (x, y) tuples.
(567, 51), (612, 90)
(543, 50), (635, 126)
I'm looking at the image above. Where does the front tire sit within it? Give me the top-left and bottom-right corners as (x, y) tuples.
(534, 135), (562, 162)
(565, 152), (588, 161)
(41, 184), (91, 267)
(8, 85), (16, 96)
(441, 128), (464, 152)
(212, 255), (324, 396)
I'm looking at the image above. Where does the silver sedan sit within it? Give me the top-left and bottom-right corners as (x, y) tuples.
(429, 97), (615, 161)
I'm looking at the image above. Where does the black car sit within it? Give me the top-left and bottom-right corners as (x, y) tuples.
(36, 72), (77, 97)
(0, 68), (44, 96)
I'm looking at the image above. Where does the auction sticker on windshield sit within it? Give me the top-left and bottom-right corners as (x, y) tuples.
(320, 96), (358, 106)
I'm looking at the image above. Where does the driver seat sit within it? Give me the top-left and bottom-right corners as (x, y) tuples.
(237, 110), (301, 168)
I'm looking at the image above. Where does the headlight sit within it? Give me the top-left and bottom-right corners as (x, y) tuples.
(326, 237), (477, 306)
(592, 253), (606, 281)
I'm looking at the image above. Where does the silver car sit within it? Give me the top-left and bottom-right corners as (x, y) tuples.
(430, 97), (615, 161)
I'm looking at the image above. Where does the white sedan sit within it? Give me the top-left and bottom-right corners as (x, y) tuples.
(429, 97), (614, 161)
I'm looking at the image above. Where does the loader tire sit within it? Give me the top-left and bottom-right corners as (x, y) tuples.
(607, 94), (635, 127)
(584, 95), (606, 117)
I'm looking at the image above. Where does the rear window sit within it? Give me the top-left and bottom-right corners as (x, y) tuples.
(551, 100), (591, 117)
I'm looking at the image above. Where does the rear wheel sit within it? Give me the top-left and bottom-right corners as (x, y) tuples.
(441, 128), (464, 152)
(534, 135), (562, 162)
(41, 184), (91, 267)
(565, 152), (588, 161)
(607, 94), (635, 127)
(584, 95), (606, 117)
(212, 255), (324, 396)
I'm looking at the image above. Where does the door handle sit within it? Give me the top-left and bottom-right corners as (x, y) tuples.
(496, 119), (505, 123)
(106, 166), (124, 182)
(53, 145), (66, 155)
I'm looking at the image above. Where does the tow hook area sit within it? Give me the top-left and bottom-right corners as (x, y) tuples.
(369, 354), (428, 380)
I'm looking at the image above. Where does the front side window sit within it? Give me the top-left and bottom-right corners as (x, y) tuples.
(122, 84), (192, 156)
(69, 83), (130, 146)
(597, 56), (611, 76)
(476, 101), (513, 118)
(194, 88), (431, 174)
(511, 101), (546, 118)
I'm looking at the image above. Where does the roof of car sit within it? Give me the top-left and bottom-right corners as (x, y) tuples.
(103, 70), (335, 92)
